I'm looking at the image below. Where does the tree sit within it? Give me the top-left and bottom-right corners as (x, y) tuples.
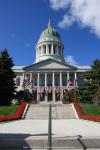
(81, 59), (100, 103)
(63, 89), (80, 102)
(16, 89), (33, 103)
(0, 49), (16, 105)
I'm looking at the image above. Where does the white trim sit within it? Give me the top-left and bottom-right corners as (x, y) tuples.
(22, 104), (29, 119)
(71, 103), (79, 119)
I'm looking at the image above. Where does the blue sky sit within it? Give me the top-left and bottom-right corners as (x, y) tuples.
(0, 0), (100, 66)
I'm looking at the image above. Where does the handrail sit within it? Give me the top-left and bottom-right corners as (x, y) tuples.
(48, 103), (52, 150)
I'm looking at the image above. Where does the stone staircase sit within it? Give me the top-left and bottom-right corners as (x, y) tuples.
(24, 103), (77, 120)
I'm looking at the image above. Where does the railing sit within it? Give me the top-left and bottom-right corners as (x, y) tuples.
(48, 103), (52, 150)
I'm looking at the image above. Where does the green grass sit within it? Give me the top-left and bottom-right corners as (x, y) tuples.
(0, 105), (19, 116)
(80, 103), (100, 116)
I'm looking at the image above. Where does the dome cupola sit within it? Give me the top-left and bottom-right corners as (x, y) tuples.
(35, 20), (64, 63)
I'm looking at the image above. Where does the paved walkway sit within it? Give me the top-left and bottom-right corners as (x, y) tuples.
(0, 119), (100, 149)
(0, 103), (100, 149)
(24, 103), (77, 119)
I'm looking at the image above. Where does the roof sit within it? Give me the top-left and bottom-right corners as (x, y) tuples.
(38, 21), (61, 44)
(12, 66), (25, 69)
(23, 58), (77, 71)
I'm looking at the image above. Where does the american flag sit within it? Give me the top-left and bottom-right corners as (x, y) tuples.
(48, 87), (52, 93)
(22, 79), (33, 88)
(22, 79), (27, 88)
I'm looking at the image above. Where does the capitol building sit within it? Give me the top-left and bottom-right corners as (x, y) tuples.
(13, 21), (90, 102)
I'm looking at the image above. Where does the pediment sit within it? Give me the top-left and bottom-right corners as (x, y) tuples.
(23, 59), (77, 71)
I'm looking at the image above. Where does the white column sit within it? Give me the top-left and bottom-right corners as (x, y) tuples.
(67, 72), (70, 81)
(60, 72), (62, 86)
(30, 73), (32, 82)
(37, 73), (40, 87)
(37, 73), (40, 102)
(51, 44), (53, 54)
(60, 72), (63, 100)
(52, 72), (55, 102)
(52, 72), (55, 87)
(45, 73), (47, 102)
(67, 72), (69, 88)
(74, 72), (78, 88)
(46, 44), (48, 54)
(75, 72), (77, 80)
(45, 73), (47, 87)
(21, 73), (25, 88)
(29, 73), (33, 90)
(36, 48), (38, 58)
(41, 45), (43, 55)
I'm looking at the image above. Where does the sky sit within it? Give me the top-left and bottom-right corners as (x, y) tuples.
(0, 0), (100, 66)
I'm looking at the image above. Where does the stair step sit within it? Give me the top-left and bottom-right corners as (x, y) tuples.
(24, 103), (77, 120)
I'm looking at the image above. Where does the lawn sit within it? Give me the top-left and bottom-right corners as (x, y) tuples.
(80, 103), (100, 116)
(0, 105), (19, 116)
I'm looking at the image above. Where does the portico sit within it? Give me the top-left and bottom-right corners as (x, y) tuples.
(20, 70), (78, 102)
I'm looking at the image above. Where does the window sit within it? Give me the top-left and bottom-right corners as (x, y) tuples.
(53, 44), (57, 54)
(48, 45), (51, 53)
(58, 46), (62, 56)
(43, 45), (46, 54)
(16, 77), (20, 86)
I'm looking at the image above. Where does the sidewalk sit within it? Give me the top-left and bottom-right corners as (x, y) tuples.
(0, 119), (100, 149)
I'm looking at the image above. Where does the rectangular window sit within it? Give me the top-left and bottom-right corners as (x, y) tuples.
(43, 45), (46, 54)
(16, 77), (20, 86)
(48, 45), (51, 53)
(53, 44), (57, 54)
(58, 46), (61, 55)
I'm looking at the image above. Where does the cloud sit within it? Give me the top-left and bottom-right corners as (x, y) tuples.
(58, 14), (75, 28)
(50, 0), (100, 37)
(65, 55), (78, 66)
(50, 0), (71, 10)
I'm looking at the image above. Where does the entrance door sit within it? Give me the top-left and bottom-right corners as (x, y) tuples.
(55, 93), (60, 101)
(48, 92), (52, 101)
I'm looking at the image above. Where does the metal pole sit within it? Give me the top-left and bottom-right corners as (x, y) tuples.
(48, 103), (52, 150)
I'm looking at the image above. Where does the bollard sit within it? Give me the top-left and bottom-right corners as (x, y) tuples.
(48, 103), (52, 150)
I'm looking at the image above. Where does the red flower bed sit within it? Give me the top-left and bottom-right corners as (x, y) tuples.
(0, 103), (27, 122)
(73, 101), (100, 122)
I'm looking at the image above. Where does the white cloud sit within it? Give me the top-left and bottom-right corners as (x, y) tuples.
(58, 14), (75, 28)
(65, 55), (78, 66)
(50, 0), (71, 10)
(50, 0), (100, 37)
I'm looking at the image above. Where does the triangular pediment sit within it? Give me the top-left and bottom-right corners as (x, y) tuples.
(23, 59), (77, 71)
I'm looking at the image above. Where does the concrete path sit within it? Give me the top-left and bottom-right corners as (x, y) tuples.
(0, 119), (100, 149)
(25, 103), (77, 119)
(0, 103), (100, 149)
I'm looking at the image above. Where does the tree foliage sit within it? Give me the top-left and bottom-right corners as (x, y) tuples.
(0, 49), (16, 105)
(81, 59), (100, 103)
